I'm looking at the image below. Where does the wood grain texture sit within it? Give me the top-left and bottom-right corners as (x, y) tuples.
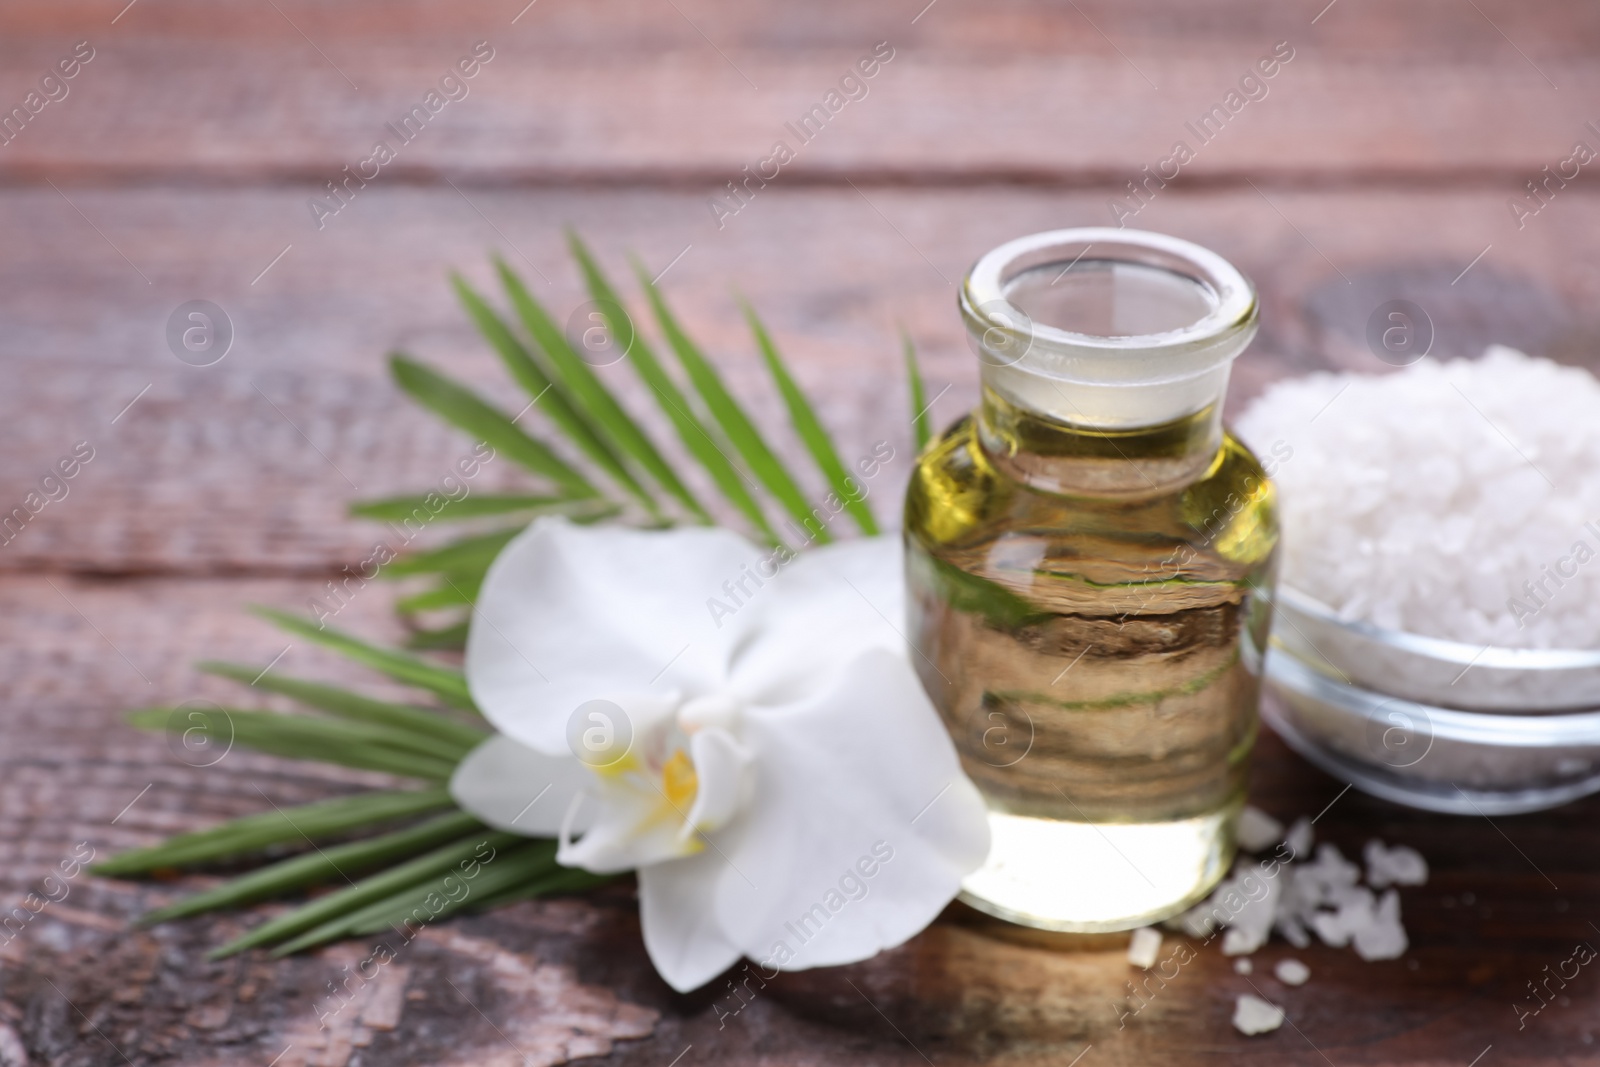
(2, 184), (1598, 573)
(0, 0), (1597, 183)
(2, 47), (1597, 184)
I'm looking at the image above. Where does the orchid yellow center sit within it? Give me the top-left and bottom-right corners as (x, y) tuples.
(661, 749), (699, 811)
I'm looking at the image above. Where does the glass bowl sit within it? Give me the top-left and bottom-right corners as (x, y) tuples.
(1262, 586), (1600, 814)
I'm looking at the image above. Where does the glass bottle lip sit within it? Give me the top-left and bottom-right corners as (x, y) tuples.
(960, 227), (1259, 386)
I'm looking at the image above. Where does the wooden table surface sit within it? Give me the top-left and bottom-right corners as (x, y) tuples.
(2, 1), (1597, 1064)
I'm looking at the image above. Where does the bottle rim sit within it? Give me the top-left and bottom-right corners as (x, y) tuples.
(961, 228), (1259, 383)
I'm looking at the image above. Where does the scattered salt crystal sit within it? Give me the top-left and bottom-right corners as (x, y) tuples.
(1222, 927), (1261, 956)
(1285, 817), (1313, 861)
(1275, 959), (1311, 986)
(1308, 912), (1346, 947)
(1128, 926), (1162, 969)
(1365, 840), (1428, 887)
(1238, 806), (1284, 852)
(1352, 889), (1408, 961)
(1310, 886), (1375, 948)
(1235, 346), (1600, 649)
(1208, 827), (1419, 956)
(1223, 862), (1281, 956)
(1232, 994), (1286, 1035)
(1189, 814), (1424, 1034)
(1296, 844), (1361, 907)
(1275, 913), (1312, 949)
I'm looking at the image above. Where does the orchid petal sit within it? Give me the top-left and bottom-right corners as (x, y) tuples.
(683, 727), (752, 836)
(450, 734), (596, 837)
(574, 689), (682, 769)
(466, 518), (762, 753)
(558, 779), (703, 874)
(704, 649), (990, 972)
(638, 857), (744, 993)
(729, 536), (908, 707)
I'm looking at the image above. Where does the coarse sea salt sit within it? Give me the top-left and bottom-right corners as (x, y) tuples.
(1234, 346), (1600, 649)
(1168, 817), (1422, 965)
(1364, 840), (1429, 888)
(1127, 926), (1163, 969)
(1275, 958), (1310, 986)
(1232, 993), (1286, 1035)
(1182, 814), (1426, 1036)
(1237, 806), (1285, 852)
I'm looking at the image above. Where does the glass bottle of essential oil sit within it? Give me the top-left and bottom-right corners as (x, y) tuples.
(904, 228), (1278, 933)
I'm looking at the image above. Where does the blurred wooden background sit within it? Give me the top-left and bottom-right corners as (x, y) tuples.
(2, 1), (1598, 1064)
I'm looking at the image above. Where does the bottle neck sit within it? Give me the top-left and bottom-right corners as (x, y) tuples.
(976, 386), (1225, 497)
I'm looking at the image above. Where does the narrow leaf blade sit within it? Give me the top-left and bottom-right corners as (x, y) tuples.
(396, 581), (476, 614)
(126, 707), (463, 779)
(252, 607), (476, 710)
(212, 830), (521, 957)
(271, 838), (562, 954)
(406, 619), (471, 650)
(196, 661), (487, 750)
(903, 328), (932, 452)
(350, 493), (580, 522)
(744, 304), (878, 536)
(137, 810), (484, 925)
(453, 275), (657, 514)
(390, 354), (597, 499)
(569, 239), (779, 540)
(93, 788), (454, 876)
(636, 269), (824, 541)
(464, 865), (614, 913)
(381, 527), (520, 578)
(498, 257), (701, 521)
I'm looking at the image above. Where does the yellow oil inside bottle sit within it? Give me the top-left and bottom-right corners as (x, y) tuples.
(904, 388), (1279, 931)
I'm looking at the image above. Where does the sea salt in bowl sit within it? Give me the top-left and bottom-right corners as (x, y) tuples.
(1263, 589), (1600, 814)
(1272, 585), (1600, 712)
(1237, 346), (1600, 814)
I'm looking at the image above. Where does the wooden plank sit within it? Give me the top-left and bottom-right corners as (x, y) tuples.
(0, 0), (1596, 181)
(0, 184), (1592, 572)
(6, 0), (1600, 50)
(0, 573), (1594, 1065)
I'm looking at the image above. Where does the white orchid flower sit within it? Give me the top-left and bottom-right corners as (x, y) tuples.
(448, 517), (989, 993)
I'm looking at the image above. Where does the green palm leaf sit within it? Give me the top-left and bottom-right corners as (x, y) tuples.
(213, 831), (521, 957)
(567, 237), (777, 538)
(636, 270), (823, 544)
(381, 526), (521, 578)
(137, 810), (484, 926)
(390, 354), (597, 499)
(496, 256), (705, 523)
(95, 788), (454, 876)
(462, 864), (612, 914)
(350, 493), (592, 522)
(195, 661), (486, 749)
(904, 328), (932, 452)
(253, 607), (475, 710)
(396, 579), (479, 614)
(269, 837), (566, 955)
(405, 619), (471, 650)
(744, 302), (877, 536)
(127, 707), (464, 779)
(453, 274), (657, 516)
